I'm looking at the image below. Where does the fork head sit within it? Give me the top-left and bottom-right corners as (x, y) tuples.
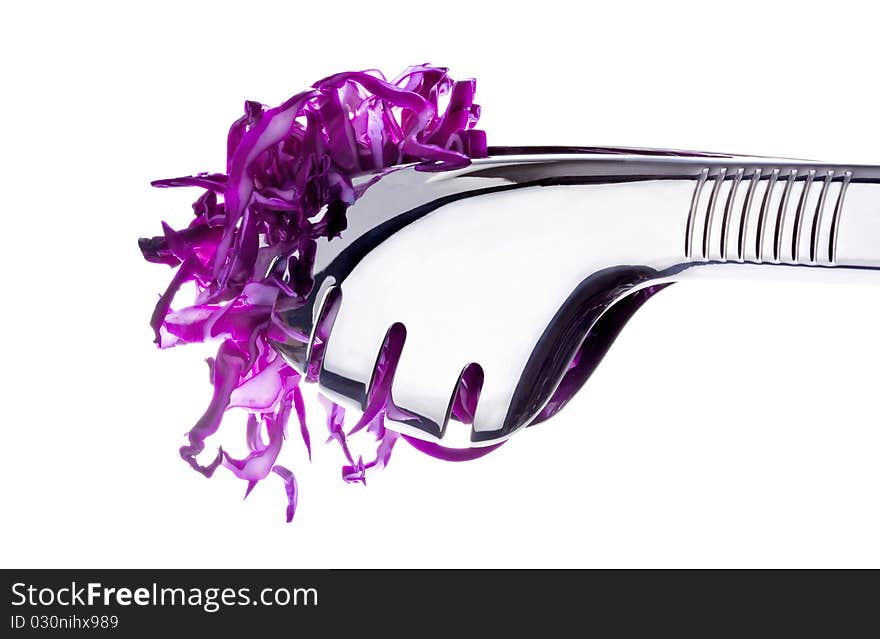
(270, 148), (708, 446)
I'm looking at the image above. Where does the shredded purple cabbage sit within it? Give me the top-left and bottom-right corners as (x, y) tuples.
(140, 65), (490, 521)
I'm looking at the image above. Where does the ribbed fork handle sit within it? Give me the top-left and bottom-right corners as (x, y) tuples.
(684, 164), (880, 270)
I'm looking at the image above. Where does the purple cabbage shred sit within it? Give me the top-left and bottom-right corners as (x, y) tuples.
(140, 65), (490, 522)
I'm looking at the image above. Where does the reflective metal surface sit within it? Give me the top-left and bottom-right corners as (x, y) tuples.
(272, 148), (880, 447)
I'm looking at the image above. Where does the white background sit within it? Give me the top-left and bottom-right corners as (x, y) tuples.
(3, 0), (880, 568)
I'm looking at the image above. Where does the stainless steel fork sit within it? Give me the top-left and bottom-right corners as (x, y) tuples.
(272, 146), (880, 447)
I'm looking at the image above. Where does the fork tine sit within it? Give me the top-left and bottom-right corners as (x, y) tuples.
(317, 294), (390, 409)
(389, 334), (472, 439)
(470, 362), (527, 442)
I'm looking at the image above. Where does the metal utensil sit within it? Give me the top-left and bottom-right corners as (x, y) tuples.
(272, 146), (880, 447)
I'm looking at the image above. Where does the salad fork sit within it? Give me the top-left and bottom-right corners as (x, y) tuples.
(272, 146), (880, 447)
